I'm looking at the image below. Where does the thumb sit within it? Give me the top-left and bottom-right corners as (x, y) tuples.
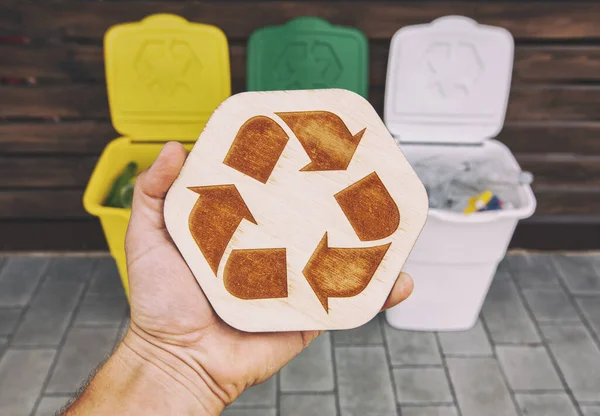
(125, 142), (187, 262)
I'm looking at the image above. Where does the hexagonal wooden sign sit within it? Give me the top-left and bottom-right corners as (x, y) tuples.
(164, 89), (428, 331)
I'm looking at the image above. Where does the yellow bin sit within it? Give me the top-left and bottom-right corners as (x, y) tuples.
(83, 14), (231, 295)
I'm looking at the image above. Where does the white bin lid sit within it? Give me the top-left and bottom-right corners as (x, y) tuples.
(384, 16), (514, 144)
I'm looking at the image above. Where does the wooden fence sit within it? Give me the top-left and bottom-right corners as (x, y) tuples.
(1, 1), (600, 250)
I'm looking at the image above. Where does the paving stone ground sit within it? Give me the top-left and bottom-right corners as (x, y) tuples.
(0, 252), (599, 416)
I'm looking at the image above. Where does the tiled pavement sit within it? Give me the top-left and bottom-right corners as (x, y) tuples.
(0, 253), (599, 416)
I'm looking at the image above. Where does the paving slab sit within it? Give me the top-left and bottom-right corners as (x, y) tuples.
(335, 346), (396, 416)
(12, 279), (85, 346)
(553, 254), (600, 295)
(541, 324), (600, 402)
(44, 257), (96, 283)
(577, 297), (600, 339)
(0, 308), (21, 336)
(447, 357), (518, 416)
(0, 257), (48, 307)
(400, 406), (459, 416)
(46, 327), (121, 394)
(280, 332), (334, 392)
(0, 349), (55, 416)
(508, 253), (561, 289)
(438, 320), (493, 357)
(522, 289), (580, 323)
(34, 395), (72, 416)
(333, 315), (383, 346)
(229, 375), (277, 408)
(496, 345), (563, 390)
(384, 324), (442, 365)
(279, 394), (337, 416)
(481, 277), (540, 344)
(73, 293), (128, 328)
(393, 367), (453, 405)
(515, 393), (578, 416)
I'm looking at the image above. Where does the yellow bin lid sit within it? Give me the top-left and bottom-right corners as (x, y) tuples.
(104, 14), (231, 141)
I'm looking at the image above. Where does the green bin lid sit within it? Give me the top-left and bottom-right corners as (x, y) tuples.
(247, 17), (368, 97)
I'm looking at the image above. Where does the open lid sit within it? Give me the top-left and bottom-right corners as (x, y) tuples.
(247, 17), (368, 97)
(104, 14), (231, 141)
(384, 16), (514, 144)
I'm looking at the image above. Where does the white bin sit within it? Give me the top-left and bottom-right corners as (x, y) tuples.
(383, 16), (536, 331)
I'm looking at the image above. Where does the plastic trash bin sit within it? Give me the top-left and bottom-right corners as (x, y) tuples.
(83, 14), (231, 295)
(383, 16), (536, 331)
(247, 17), (368, 97)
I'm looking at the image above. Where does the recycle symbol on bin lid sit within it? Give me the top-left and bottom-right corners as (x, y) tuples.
(164, 89), (428, 331)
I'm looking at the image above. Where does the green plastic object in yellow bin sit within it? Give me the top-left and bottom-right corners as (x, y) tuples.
(103, 162), (137, 209)
(247, 17), (369, 97)
(83, 14), (231, 296)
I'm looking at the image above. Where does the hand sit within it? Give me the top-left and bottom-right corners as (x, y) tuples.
(123, 142), (414, 414)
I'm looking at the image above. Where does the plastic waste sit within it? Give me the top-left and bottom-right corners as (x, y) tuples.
(411, 153), (533, 213)
(104, 162), (138, 208)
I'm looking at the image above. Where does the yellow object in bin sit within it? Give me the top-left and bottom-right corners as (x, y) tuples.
(464, 190), (494, 214)
(83, 14), (231, 296)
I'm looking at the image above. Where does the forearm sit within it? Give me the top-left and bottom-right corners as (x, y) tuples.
(62, 331), (225, 416)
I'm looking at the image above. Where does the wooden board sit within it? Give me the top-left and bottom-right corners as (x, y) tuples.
(4, 84), (600, 122)
(5, 43), (600, 84)
(4, 218), (600, 252)
(1, 0), (600, 251)
(2, 2), (600, 40)
(164, 89), (428, 331)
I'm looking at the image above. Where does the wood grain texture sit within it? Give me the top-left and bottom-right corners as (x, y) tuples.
(497, 123), (600, 155)
(0, 219), (106, 251)
(0, 85), (109, 118)
(0, 122), (116, 155)
(303, 233), (391, 311)
(534, 189), (600, 216)
(4, 85), (600, 122)
(2, 2), (600, 39)
(0, 156), (96, 188)
(518, 155), (600, 188)
(4, 43), (600, 84)
(2, 121), (599, 156)
(223, 116), (290, 183)
(224, 248), (288, 299)
(334, 172), (400, 241)
(0, 0), (598, 251)
(277, 111), (365, 171)
(188, 185), (257, 275)
(1, 187), (596, 220)
(511, 220), (600, 250)
(2, 219), (599, 251)
(0, 190), (87, 219)
(2, 154), (597, 190)
(164, 89), (428, 330)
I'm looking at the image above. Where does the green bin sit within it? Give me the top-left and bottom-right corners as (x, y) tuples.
(247, 17), (368, 96)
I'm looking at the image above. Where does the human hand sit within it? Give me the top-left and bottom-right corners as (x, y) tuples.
(122, 141), (414, 414)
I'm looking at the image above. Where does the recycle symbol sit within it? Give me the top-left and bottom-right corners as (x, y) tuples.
(134, 39), (201, 96)
(186, 110), (401, 312)
(422, 41), (483, 98)
(274, 41), (343, 89)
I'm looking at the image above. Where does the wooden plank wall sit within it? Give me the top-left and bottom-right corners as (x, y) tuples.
(1, 1), (600, 250)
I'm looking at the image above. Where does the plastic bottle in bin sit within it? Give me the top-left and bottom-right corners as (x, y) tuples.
(104, 162), (137, 209)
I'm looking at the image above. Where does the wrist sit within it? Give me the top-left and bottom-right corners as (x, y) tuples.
(120, 327), (227, 415)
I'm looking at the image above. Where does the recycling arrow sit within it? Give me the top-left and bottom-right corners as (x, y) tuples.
(188, 185), (257, 275)
(187, 109), (401, 311)
(224, 116), (289, 184)
(277, 111), (366, 171)
(335, 172), (400, 241)
(223, 248), (288, 299)
(312, 41), (343, 85)
(303, 233), (391, 312)
(273, 42), (307, 88)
